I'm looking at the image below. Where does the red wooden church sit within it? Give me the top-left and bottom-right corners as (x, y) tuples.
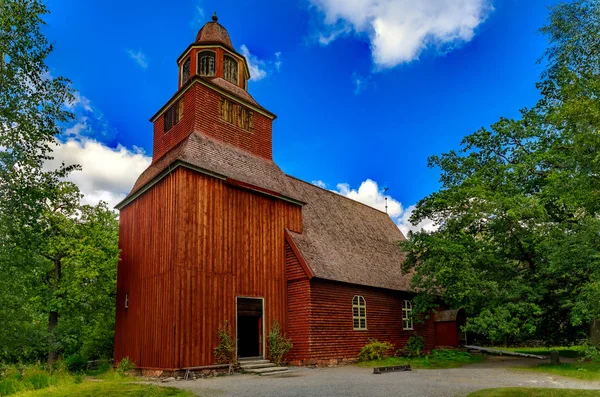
(114, 15), (460, 370)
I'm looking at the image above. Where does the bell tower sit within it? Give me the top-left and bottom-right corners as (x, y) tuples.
(149, 13), (276, 163)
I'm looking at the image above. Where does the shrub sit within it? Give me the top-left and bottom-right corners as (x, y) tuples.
(116, 357), (136, 376)
(406, 335), (425, 357)
(581, 342), (600, 363)
(357, 339), (394, 362)
(65, 353), (88, 373)
(267, 321), (293, 366)
(213, 321), (235, 364)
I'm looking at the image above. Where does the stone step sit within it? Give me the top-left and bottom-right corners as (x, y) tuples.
(238, 359), (270, 366)
(245, 366), (289, 374)
(259, 369), (290, 376)
(240, 363), (276, 370)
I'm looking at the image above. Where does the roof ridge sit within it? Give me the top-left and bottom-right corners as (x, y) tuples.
(285, 174), (389, 216)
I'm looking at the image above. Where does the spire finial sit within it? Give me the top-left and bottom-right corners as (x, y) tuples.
(212, 11), (218, 22)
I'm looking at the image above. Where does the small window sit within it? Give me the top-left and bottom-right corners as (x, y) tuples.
(352, 295), (367, 330)
(125, 293), (129, 309)
(402, 300), (413, 330)
(198, 51), (215, 76)
(223, 55), (238, 85)
(219, 97), (236, 124)
(181, 57), (191, 84)
(164, 99), (183, 132)
(237, 106), (254, 132)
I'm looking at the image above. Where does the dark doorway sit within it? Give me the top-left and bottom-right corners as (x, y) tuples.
(236, 297), (263, 358)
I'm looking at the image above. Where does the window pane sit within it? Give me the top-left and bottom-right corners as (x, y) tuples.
(224, 56), (238, 85)
(353, 296), (358, 305)
(198, 51), (215, 76)
(182, 58), (190, 83)
(360, 319), (366, 329)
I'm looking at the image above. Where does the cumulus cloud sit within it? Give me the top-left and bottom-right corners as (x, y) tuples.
(126, 49), (149, 69)
(310, 0), (493, 68)
(239, 45), (282, 81)
(315, 179), (438, 237)
(45, 138), (151, 208)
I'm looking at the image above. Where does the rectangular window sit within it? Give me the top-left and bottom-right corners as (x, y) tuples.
(125, 293), (129, 309)
(164, 99), (183, 132)
(402, 300), (413, 330)
(352, 295), (367, 330)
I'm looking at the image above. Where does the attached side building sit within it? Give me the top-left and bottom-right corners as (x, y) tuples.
(114, 15), (457, 370)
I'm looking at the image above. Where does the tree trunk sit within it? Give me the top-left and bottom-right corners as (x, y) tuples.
(47, 310), (58, 366)
(47, 256), (62, 367)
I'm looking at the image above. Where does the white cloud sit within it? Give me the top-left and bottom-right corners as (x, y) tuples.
(239, 45), (268, 81)
(239, 45), (283, 81)
(310, 0), (493, 68)
(45, 138), (151, 208)
(126, 49), (149, 69)
(318, 178), (438, 237)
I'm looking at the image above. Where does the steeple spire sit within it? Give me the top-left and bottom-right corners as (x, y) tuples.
(212, 11), (218, 22)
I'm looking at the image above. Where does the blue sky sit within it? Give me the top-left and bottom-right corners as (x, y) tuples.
(43, 0), (559, 232)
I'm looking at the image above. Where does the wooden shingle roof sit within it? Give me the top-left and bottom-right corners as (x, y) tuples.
(119, 134), (410, 291)
(284, 176), (411, 291)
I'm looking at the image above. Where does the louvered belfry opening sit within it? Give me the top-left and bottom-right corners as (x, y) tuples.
(236, 297), (263, 358)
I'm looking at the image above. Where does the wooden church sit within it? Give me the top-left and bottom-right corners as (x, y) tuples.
(114, 15), (457, 370)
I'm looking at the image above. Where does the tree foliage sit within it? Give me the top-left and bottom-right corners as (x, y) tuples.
(0, 0), (119, 363)
(401, 0), (600, 345)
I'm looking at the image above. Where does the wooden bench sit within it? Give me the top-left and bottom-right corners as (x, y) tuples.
(373, 364), (411, 374)
(183, 364), (233, 380)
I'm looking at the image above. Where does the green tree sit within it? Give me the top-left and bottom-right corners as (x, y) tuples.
(401, 0), (600, 345)
(0, 0), (119, 364)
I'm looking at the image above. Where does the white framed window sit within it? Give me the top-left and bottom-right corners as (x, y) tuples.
(352, 295), (367, 330)
(125, 293), (129, 309)
(223, 55), (238, 85)
(198, 51), (216, 76)
(402, 300), (413, 330)
(181, 57), (191, 85)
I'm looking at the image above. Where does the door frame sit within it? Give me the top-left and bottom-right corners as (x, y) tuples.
(235, 296), (265, 359)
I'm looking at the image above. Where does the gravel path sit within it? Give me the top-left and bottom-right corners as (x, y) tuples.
(156, 356), (600, 397)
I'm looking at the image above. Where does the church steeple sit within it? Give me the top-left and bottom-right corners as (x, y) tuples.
(149, 16), (276, 164)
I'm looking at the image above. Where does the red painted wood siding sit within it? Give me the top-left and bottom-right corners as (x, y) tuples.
(115, 173), (178, 369)
(285, 241), (311, 363)
(115, 167), (302, 369)
(307, 279), (436, 363)
(436, 322), (459, 347)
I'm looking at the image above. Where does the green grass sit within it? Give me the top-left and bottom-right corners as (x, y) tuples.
(514, 362), (600, 381)
(357, 349), (485, 369)
(11, 381), (196, 397)
(503, 346), (585, 359)
(468, 388), (600, 396)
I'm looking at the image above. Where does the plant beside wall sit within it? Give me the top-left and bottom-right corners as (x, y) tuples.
(267, 321), (293, 366)
(357, 339), (394, 362)
(213, 321), (235, 364)
(116, 357), (136, 376)
(406, 335), (425, 357)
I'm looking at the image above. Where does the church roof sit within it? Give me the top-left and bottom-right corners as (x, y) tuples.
(121, 131), (301, 207)
(284, 177), (411, 292)
(120, 132), (410, 291)
(195, 16), (234, 50)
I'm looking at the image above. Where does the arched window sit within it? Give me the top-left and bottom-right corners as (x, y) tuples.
(198, 51), (215, 76)
(181, 57), (191, 84)
(402, 300), (413, 330)
(223, 55), (238, 85)
(352, 295), (367, 330)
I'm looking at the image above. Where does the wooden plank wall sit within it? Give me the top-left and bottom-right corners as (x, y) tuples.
(308, 279), (437, 363)
(114, 173), (178, 369)
(285, 241), (311, 364)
